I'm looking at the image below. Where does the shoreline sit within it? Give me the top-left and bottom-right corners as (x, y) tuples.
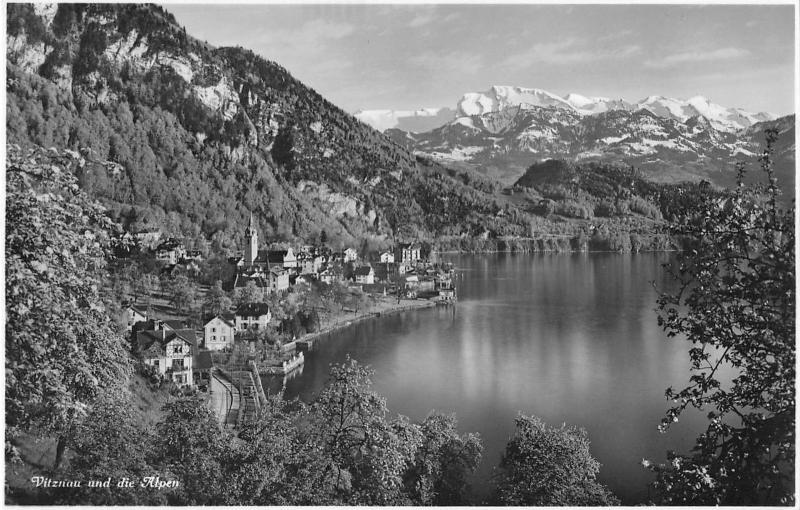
(292, 298), (437, 350)
(436, 248), (680, 254)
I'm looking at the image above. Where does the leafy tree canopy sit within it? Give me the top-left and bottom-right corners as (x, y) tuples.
(493, 414), (619, 506)
(5, 144), (132, 467)
(646, 130), (795, 505)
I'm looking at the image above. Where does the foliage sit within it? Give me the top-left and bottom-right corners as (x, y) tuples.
(234, 280), (265, 305)
(154, 396), (229, 504)
(302, 357), (410, 504)
(205, 280), (233, 316)
(492, 414), (619, 506)
(5, 145), (131, 467)
(54, 389), (168, 505)
(402, 412), (483, 505)
(646, 130), (795, 505)
(167, 274), (198, 315)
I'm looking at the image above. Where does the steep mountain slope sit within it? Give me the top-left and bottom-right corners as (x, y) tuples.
(5, 3), (532, 250)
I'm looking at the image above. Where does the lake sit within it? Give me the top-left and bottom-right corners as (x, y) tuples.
(273, 253), (709, 504)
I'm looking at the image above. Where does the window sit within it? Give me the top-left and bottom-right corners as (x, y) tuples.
(212, 327), (216, 332)
(221, 336), (226, 341)
(153, 360), (159, 368)
(253, 324), (259, 330)
(172, 359), (185, 371)
(212, 335), (216, 341)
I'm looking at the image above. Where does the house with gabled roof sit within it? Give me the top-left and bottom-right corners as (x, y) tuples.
(137, 325), (195, 387)
(124, 304), (148, 332)
(204, 314), (236, 351)
(343, 247), (358, 263)
(267, 248), (298, 269)
(235, 302), (271, 332)
(353, 265), (375, 285)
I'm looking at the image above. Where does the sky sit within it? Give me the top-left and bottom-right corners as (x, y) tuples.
(166, 4), (796, 116)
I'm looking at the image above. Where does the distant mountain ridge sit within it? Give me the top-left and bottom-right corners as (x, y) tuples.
(358, 85), (779, 133)
(386, 104), (795, 193)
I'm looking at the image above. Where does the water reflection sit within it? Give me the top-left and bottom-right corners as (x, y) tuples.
(269, 253), (709, 503)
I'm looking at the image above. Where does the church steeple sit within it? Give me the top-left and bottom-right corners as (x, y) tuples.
(245, 212), (258, 265)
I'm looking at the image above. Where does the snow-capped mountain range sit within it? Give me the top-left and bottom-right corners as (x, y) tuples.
(357, 85), (778, 133)
(384, 98), (794, 191)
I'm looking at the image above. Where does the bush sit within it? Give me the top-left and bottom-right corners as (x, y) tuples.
(593, 200), (616, 217)
(493, 415), (619, 505)
(628, 196), (662, 220)
(555, 200), (592, 219)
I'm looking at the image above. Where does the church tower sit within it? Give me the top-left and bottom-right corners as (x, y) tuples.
(245, 213), (258, 265)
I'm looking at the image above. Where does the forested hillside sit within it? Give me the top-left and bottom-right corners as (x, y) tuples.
(5, 3), (534, 252)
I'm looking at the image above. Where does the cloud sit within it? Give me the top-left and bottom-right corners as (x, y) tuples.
(644, 47), (750, 68)
(598, 29), (635, 42)
(256, 18), (355, 49)
(409, 50), (484, 76)
(249, 18), (356, 80)
(500, 38), (641, 67)
(409, 10), (437, 28)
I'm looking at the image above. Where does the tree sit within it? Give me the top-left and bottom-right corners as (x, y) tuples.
(169, 274), (198, 315)
(302, 357), (413, 505)
(492, 415), (619, 506)
(402, 412), (483, 505)
(646, 130), (794, 505)
(217, 395), (305, 505)
(205, 280), (233, 316)
(154, 396), (228, 504)
(136, 272), (159, 305)
(235, 280), (265, 305)
(5, 146), (132, 468)
(56, 389), (168, 505)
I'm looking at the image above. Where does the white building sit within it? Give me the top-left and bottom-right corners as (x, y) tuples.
(235, 303), (271, 331)
(204, 315), (236, 351)
(379, 251), (395, 264)
(343, 247), (358, 263)
(155, 239), (186, 265)
(124, 305), (147, 332)
(354, 265), (375, 285)
(137, 326), (195, 387)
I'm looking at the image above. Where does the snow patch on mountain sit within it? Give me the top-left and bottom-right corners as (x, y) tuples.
(453, 117), (478, 129)
(454, 86), (776, 133)
(426, 146), (485, 161)
(354, 107), (456, 132)
(358, 85), (779, 135)
(457, 85), (575, 116)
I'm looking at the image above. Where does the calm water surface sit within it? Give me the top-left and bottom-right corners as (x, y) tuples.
(273, 253), (709, 503)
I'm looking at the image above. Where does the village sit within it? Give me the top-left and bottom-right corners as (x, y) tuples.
(121, 215), (457, 428)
